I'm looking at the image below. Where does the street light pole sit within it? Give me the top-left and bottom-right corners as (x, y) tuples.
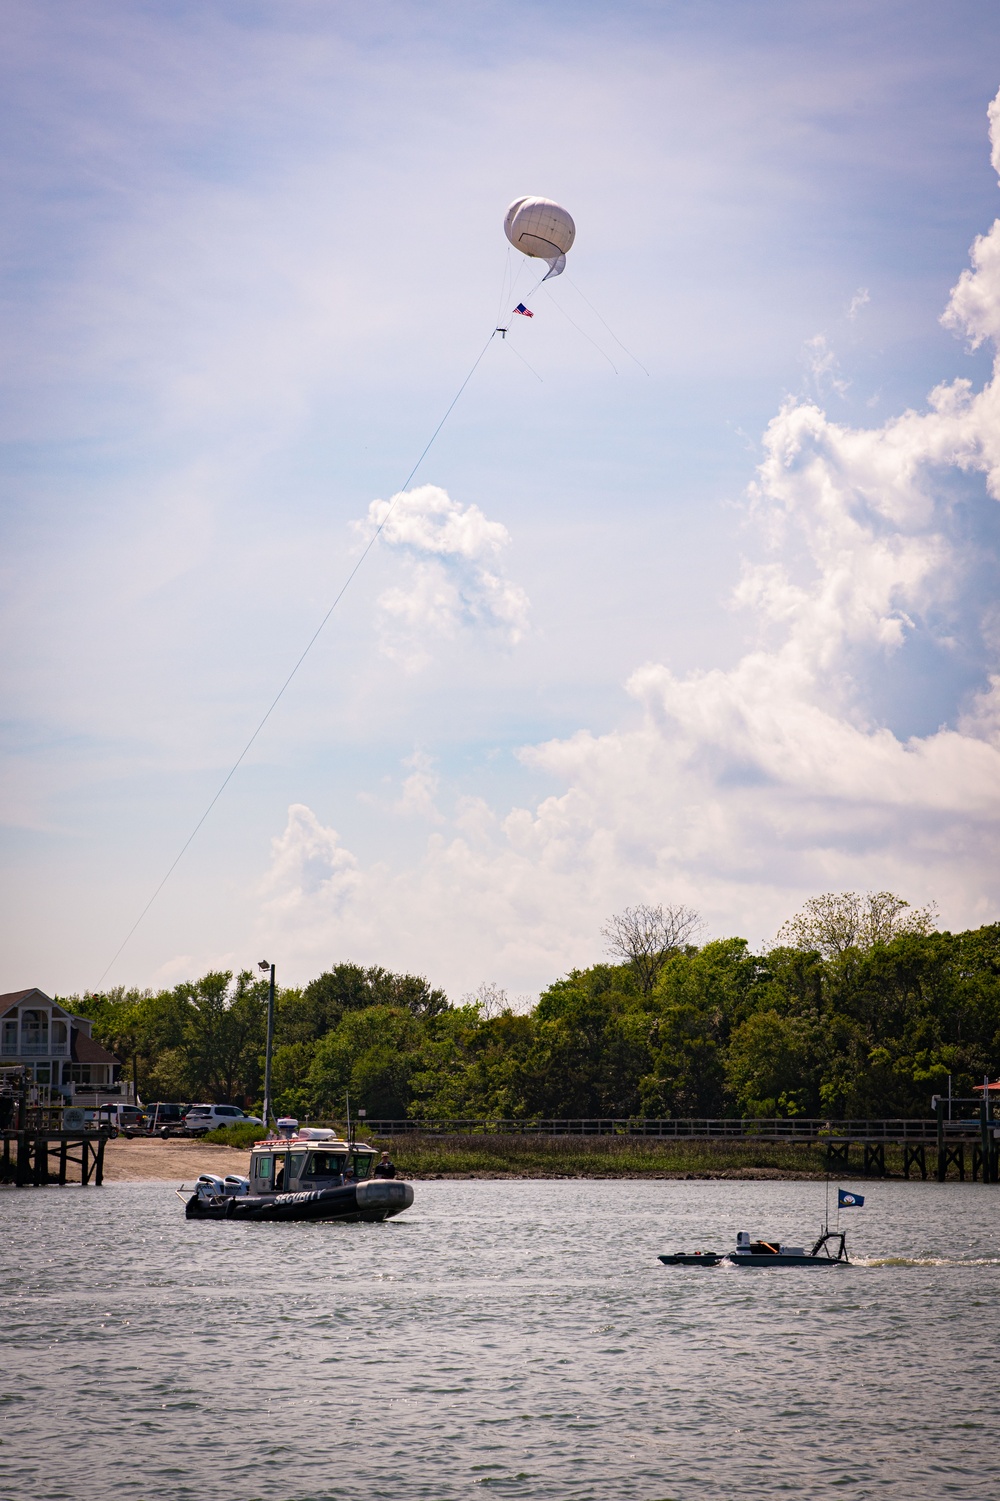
(259, 960), (276, 1131)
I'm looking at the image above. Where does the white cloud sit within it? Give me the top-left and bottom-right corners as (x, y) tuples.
(803, 333), (849, 398)
(258, 93), (1000, 992)
(260, 804), (360, 924)
(847, 287), (870, 321)
(357, 484), (530, 669)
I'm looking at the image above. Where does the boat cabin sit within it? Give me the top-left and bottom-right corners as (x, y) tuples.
(248, 1136), (377, 1196)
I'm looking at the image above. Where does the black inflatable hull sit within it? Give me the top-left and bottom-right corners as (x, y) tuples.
(185, 1179), (414, 1223)
(658, 1253), (723, 1266)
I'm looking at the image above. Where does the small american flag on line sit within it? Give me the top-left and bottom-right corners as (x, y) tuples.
(514, 302), (533, 317)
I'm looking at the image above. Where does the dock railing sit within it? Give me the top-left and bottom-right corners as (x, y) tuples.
(354, 1117), (943, 1143)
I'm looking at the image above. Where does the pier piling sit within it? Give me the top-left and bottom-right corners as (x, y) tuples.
(0, 1129), (108, 1187)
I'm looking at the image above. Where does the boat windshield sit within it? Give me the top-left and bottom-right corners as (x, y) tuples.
(352, 1153), (374, 1181)
(303, 1151), (347, 1178)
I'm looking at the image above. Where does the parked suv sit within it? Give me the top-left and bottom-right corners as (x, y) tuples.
(183, 1104), (263, 1137)
(144, 1102), (192, 1138)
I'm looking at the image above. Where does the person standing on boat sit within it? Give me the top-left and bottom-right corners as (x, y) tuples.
(374, 1151), (396, 1179)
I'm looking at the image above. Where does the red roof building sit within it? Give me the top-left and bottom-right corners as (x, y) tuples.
(0, 989), (128, 1104)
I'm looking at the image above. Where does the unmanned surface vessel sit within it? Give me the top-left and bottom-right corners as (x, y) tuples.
(181, 1128), (413, 1223)
(659, 1228), (849, 1268)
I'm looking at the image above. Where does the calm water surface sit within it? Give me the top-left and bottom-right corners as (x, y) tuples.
(2, 1178), (999, 1500)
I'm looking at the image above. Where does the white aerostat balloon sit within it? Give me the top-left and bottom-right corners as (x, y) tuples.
(503, 196), (576, 280)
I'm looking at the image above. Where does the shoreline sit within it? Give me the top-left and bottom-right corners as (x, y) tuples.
(88, 1140), (851, 1183)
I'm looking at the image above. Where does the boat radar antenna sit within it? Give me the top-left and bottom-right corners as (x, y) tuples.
(258, 960), (276, 1133)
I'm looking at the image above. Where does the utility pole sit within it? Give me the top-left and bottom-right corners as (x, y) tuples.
(258, 960), (276, 1131)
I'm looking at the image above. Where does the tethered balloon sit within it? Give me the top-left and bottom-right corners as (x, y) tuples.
(503, 196), (576, 280)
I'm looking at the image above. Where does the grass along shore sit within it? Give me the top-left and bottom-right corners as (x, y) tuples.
(200, 1124), (898, 1178)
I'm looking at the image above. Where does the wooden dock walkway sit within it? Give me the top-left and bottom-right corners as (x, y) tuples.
(0, 1129), (108, 1186)
(361, 1106), (999, 1183)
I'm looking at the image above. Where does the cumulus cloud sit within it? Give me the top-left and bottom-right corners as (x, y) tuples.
(260, 804), (359, 922)
(257, 90), (1000, 993)
(357, 483), (530, 669)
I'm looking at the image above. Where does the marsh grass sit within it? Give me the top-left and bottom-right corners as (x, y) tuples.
(202, 1124), (913, 1178)
(364, 1133), (841, 1177)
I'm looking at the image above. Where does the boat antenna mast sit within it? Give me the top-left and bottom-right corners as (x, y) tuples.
(258, 960), (276, 1134)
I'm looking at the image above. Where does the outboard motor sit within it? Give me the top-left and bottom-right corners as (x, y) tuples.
(224, 1174), (250, 1196)
(196, 1173), (228, 1200)
(736, 1231), (751, 1251)
(276, 1117), (298, 1139)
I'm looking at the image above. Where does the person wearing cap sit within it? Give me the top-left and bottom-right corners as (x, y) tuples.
(373, 1151), (396, 1179)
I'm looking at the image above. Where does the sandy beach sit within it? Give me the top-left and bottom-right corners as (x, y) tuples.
(102, 1136), (251, 1182)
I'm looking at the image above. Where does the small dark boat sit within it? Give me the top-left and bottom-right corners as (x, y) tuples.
(181, 1131), (413, 1224)
(657, 1252), (723, 1266)
(659, 1228), (849, 1269)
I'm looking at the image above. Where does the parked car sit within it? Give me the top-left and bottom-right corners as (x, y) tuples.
(82, 1103), (144, 1137)
(183, 1104), (263, 1137)
(143, 1102), (192, 1138)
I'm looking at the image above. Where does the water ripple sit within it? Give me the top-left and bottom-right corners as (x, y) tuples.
(2, 1179), (999, 1498)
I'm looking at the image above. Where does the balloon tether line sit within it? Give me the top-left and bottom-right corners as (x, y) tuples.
(542, 285), (619, 373)
(564, 274), (650, 375)
(98, 327), (499, 983)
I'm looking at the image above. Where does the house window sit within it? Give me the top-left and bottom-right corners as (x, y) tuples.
(34, 1063), (51, 1085)
(51, 1020), (68, 1057)
(21, 1009), (48, 1056)
(1, 1018), (16, 1056)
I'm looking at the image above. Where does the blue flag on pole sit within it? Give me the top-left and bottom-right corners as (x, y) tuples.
(838, 1189), (864, 1208)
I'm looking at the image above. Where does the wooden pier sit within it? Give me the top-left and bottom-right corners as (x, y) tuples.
(1, 1069), (110, 1186)
(0, 1128), (108, 1186)
(361, 1106), (999, 1184)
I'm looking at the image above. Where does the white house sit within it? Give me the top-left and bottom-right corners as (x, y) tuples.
(0, 989), (130, 1105)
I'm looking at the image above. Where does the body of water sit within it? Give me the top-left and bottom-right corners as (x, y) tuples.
(2, 1177), (999, 1500)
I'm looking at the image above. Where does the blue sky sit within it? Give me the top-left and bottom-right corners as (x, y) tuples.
(2, 0), (1000, 998)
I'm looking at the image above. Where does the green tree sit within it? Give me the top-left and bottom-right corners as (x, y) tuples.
(775, 891), (938, 958)
(308, 1005), (425, 1119)
(179, 970), (267, 1103)
(725, 1009), (815, 1115)
(641, 940), (764, 1116)
(279, 963), (448, 1048)
(526, 965), (650, 1116)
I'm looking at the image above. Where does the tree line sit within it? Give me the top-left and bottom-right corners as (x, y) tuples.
(65, 893), (1000, 1121)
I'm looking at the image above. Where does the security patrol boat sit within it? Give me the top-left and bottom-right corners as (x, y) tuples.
(659, 1228), (849, 1268)
(182, 1127), (413, 1223)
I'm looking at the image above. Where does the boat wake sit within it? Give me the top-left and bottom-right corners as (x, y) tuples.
(859, 1256), (1000, 1268)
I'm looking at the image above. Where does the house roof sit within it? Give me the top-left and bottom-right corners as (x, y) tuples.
(71, 1029), (119, 1066)
(1, 991), (89, 1031)
(0, 988), (52, 1015)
